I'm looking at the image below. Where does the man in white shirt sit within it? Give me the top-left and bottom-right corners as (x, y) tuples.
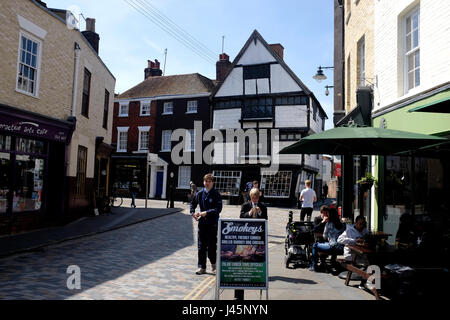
(299, 180), (316, 221)
(337, 216), (369, 261)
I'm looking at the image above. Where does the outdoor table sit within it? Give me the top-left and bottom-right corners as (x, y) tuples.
(343, 243), (395, 300)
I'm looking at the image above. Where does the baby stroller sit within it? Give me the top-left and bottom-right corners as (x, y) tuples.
(285, 211), (315, 268)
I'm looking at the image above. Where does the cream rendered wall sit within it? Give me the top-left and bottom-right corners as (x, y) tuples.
(215, 67), (243, 97)
(275, 105), (308, 128)
(344, 0), (374, 112)
(236, 38), (276, 65)
(0, 0), (115, 180)
(270, 64), (302, 93)
(373, 0), (450, 111)
(213, 109), (241, 129)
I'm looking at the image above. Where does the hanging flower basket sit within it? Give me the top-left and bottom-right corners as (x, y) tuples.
(357, 172), (377, 191)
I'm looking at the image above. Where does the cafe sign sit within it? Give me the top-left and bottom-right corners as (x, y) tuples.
(217, 218), (268, 291)
(0, 107), (73, 143)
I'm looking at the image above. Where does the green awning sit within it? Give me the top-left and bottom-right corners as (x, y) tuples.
(279, 126), (448, 155)
(408, 89), (450, 113)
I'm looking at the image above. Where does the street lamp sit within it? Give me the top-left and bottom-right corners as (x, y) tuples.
(313, 66), (334, 83)
(325, 85), (334, 96)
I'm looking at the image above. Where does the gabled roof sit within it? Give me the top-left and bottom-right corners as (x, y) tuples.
(211, 29), (327, 119)
(117, 73), (216, 99)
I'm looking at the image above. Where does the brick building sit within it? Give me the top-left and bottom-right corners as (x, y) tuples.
(0, 0), (115, 235)
(112, 61), (216, 201)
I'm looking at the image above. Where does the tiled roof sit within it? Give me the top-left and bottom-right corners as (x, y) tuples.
(117, 73), (216, 99)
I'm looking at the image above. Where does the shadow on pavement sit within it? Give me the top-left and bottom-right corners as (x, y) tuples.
(268, 276), (317, 285)
(0, 211), (195, 300)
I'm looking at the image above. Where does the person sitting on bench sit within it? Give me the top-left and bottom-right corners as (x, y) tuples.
(309, 208), (345, 272)
(337, 215), (369, 262)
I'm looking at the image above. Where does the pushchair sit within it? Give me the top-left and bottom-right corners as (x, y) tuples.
(284, 211), (315, 268)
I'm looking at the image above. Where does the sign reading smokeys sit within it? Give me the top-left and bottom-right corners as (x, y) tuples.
(217, 218), (268, 289)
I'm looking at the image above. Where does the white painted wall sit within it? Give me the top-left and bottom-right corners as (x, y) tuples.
(237, 38), (277, 65)
(374, 0), (450, 111)
(213, 109), (241, 129)
(216, 67), (243, 97)
(270, 64), (302, 93)
(275, 105), (308, 128)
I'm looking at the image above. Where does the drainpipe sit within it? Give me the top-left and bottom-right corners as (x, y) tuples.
(71, 42), (81, 117)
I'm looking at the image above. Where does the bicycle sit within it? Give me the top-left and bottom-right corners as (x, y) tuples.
(109, 190), (123, 208)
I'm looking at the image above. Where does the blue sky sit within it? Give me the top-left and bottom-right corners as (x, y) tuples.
(45, 0), (335, 129)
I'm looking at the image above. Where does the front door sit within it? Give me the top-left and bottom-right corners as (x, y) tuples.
(155, 171), (164, 197)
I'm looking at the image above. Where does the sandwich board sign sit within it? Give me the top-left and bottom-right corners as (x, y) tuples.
(216, 218), (268, 299)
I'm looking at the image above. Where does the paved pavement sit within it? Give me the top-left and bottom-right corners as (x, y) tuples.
(0, 199), (375, 300)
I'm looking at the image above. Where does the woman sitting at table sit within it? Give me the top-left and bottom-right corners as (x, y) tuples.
(309, 208), (345, 272)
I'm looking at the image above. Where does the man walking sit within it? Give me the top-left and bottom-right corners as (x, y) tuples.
(299, 180), (316, 221)
(190, 174), (223, 275)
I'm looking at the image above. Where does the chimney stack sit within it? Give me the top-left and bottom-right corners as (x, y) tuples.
(81, 18), (100, 54)
(144, 59), (163, 79)
(269, 43), (284, 60)
(216, 53), (231, 83)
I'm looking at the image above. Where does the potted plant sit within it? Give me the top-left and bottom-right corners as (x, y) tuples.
(357, 172), (377, 191)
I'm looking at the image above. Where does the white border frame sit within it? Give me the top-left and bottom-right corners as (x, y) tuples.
(16, 30), (43, 98)
(216, 218), (269, 300)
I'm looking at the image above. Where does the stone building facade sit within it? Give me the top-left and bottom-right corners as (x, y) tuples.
(0, 0), (115, 234)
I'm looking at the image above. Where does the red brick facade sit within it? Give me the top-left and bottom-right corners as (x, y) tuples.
(112, 100), (157, 153)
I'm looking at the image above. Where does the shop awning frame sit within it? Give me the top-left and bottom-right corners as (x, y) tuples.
(407, 89), (450, 113)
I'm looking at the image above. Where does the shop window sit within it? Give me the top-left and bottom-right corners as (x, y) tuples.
(0, 135), (12, 151)
(75, 146), (87, 195)
(16, 32), (41, 96)
(16, 137), (45, 154)
(13, 155), (44, 212)
(213, 170), (242, 196)
(178, 166), (191, 189)
(260, 171), (292, 198)
(0, 152), (10, 213)
(81, 68), (91, 117)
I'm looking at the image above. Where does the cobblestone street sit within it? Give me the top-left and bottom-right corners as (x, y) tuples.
(0, 201), (296, 300)
(0, 200), (373, 300)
